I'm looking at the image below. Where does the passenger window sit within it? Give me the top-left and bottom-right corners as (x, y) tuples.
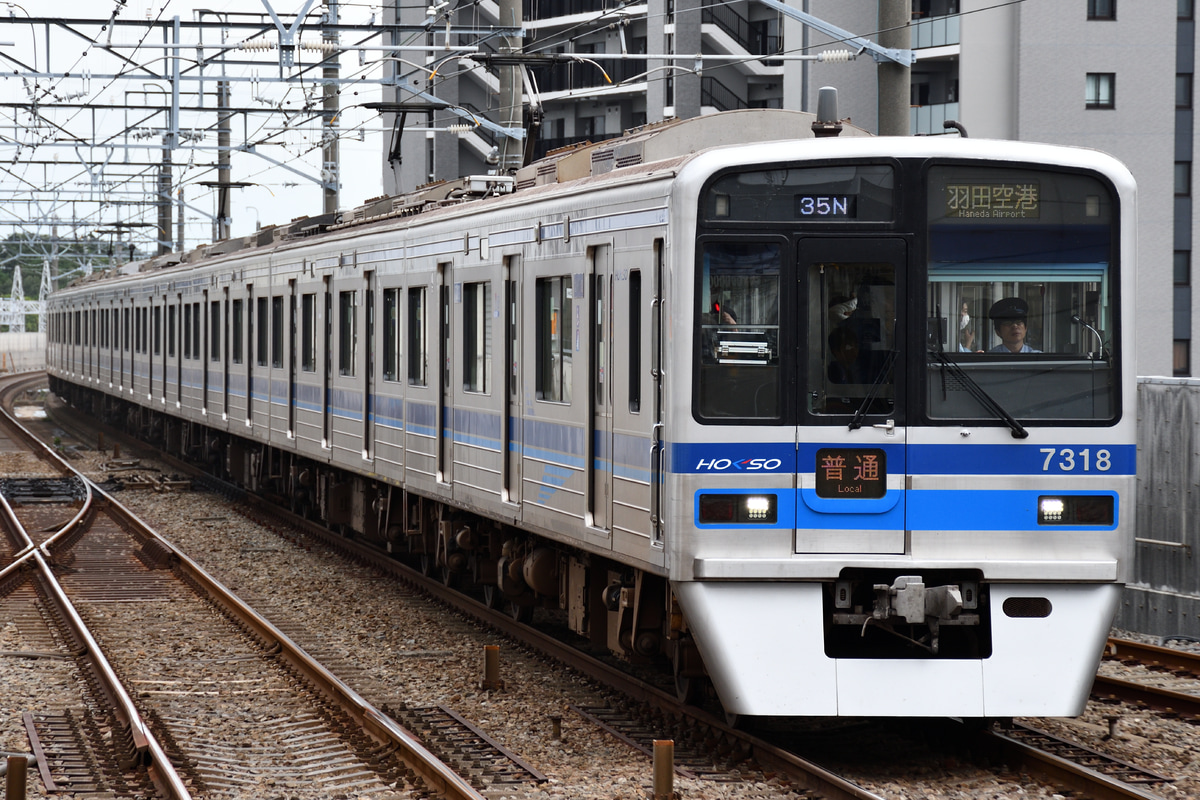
(536, 276), (572, 403)
(301, 293), (317, 372)
(338, 290), (357, 376)
(183, 305), (192, 359)
(383, 288), (399, 381)
(192, 303), (201, 361)
(407, 287), (427, 386)
(463, 281), (491, 393)
(695, 241), (780, 420)
(256, 297), (269, 367)
(231, 299), (243, 364)
(210, 302), (221, 361)
(271, 295), (284, 368)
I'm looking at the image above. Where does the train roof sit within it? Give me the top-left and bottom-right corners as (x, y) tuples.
(66, 109), (869, 286)
(60, 108), (1132, 290)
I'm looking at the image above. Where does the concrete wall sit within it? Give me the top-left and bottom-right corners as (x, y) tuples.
(0, 332), (45, 372)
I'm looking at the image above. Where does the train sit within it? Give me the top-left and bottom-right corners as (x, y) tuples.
(45, 108), (1136, 720)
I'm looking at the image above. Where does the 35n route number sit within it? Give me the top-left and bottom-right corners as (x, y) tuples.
(1041, 448), (1111, 472)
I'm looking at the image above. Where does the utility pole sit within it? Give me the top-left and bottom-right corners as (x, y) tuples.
(323, 0), (340, 215)
(217, 77), (232, 240)
(877, 0), (910, 136)
(497, 0), (523, 172)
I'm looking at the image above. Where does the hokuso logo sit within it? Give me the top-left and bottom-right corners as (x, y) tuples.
(695, 458), (783, 471)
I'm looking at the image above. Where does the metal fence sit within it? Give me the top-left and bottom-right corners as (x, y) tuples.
(1119, 377), (1200, 638)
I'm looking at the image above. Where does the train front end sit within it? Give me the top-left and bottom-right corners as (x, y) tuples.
(667, 137), (1136, 718)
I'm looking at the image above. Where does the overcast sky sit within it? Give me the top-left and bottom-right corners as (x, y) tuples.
(1, 0), (389, 253)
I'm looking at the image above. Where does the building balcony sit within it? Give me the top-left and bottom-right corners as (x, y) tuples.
(910, 101), (959, 136)
(911, 13), (960, 49)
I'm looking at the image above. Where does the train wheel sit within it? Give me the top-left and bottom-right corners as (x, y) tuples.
(440, 566), (458, 589)
(673, 654), (703, 706)
(419, 554), (435, 577)
(481, 585), (503, 609)
(507, 598), (534, 624)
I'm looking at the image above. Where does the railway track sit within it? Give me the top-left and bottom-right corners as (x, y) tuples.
(22, 369), (1191, 800)
(0, 372), (482, 800)
(1093, 637), (1200, 719)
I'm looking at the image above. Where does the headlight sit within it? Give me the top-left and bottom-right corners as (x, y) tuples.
(698, 493), (778, 524)
(1038, 495), (1114, 526)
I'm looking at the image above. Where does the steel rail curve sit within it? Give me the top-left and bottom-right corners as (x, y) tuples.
(0, 374), (192, 799)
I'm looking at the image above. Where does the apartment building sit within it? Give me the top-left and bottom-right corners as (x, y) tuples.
(382, 0), (1182, 377)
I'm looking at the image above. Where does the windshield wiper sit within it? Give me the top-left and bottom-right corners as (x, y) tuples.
(928, 349), (1028, 439)
(849, 349), (898, 431)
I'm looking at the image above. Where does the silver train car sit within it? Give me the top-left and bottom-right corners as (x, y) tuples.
(46, 109), (1136, 719)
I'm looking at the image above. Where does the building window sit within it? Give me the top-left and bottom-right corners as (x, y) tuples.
(1176, 162), (1192, 196)
(536, 276), (573, 403)
(408, 287), (427, 386)
(1175, 340), (1191, 376)
(1085, 73), (1115, 109)
(338, 290), (357, 376)
(301, 293), (316, 372)
(1087, 0), (1115, 19)
(463, 282), (491, 393)
(1178, 74), (1193, 108)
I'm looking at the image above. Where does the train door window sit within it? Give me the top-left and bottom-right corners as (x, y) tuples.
(807, 259), (897, 416)
(123, 308), (131, 352)
(210, 301), (221, 361)
(302, 293), (317, 372)
(153, 307), (161, 355)
(695, 241), (781, 421)
(383, 288), (399, 381)
(75, 311), (82, 345)
(629, 269), (641, 413)
(256, 297), (269, 367)
(463, 281), (491, 393)
(192, 304), (201, 362)
(141, 308), (148, 352)
(167, 306), (175, 357)
(271, 295), (284, 368)
(407, 287), (427, 386)
(100, 309), (107, 348)
(232, 299), (244, 364)
(183, 304), (192, 359)
(536, 275), (573, 403)
(338, 290), (357, 376)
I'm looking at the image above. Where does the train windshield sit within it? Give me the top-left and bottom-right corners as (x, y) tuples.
(925, 165), (1118, 422)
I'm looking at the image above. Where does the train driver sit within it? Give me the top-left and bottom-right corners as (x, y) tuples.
(988, 297), (1042, 354)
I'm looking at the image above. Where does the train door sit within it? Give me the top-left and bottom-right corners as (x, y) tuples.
(797, 237), (907, 555)
(288, 280), (296, 437)
(589, 244), (613, 533)
(438, 263), (451, 485)
(363, 270), (375, 459)
(503, 258), (521, 506)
